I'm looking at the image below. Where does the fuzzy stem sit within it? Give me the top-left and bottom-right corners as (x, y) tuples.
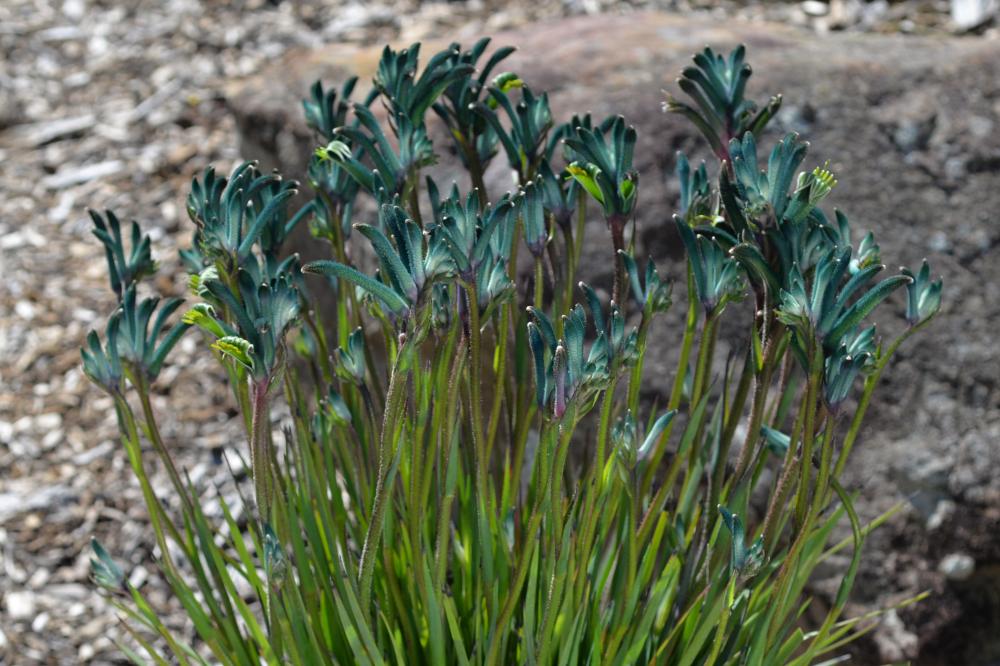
(689, 312), (718, 412)
(405, 173), (423, 229)
(761, 376), (810, 550)
(485, 417), (571, 666)
(533, 256), (545, 310)
(810, 416), (837, 517)
(627, 313), (651, 415)
(641, 265), (697, 495)
(834, 324), (924, 478)
(358, 342), (409, 614)
(462, 139), (489, 208)
(250, 377), (274, 519)
(465, 283), (488, 490)
(573, 189), (587, 270)
(794, 346), (824, 526)
(719, 349), (754, 475)
(728, 326), (783, 492)
(434, 338), (466, 592)
(609, 217), (627, 305)
(573, 377), (620, 591)
(134, 374), (193, 515)
(594, 375), (619, 476)
(113, 394), (183, 552)
(485, 305), (511, 466)
(464, 281), (496, 617)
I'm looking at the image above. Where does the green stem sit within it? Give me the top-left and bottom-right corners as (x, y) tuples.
(704, 348), (754, 540)
(728, 327), (783, 492)
(465, 281), (496, 618)
(548, 406), (579, 538)
(509, 216), (523, 305)
(462, 140), (489, 208)
(794, 346), (823, 526)
(358, 341), (410, 614)
(465, 283), (488, 490)
(113, 394), (184, 554)
(317, 187), (385, 402)
(594, 375), (619, 476)
(834, 325), (921, 478)
(485, 419), (570, 666)
(406, 173), (423, 228)
(641, 265), (697, 494)
(316, 188), (349, 264)
(572, 189), (586, 272)
(434, 338), (466, 592)
(805, 478), (864, 651)
(718, 349), (754, 476)
(573, 378), (619, 597)
(485, 305), (511, 466)
(609, 218), (627, 305)
(533, 256), (544, 309)
(761, 454), (801, 552)
(761, 379), (810, 550)
(810, 416), (837, 517)
(560, 227), (576, 316)
(300, 308), (335, 384)
(249, 377), (274, 520)
(421, 325), (461, 509)
(508, 391), (537, 515)
(627, 314), (650, 415)
(689, 312), (718, 412)
(134, 375), (193, 514)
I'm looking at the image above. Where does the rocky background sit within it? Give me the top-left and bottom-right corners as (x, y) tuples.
(1, 0), (997, 664)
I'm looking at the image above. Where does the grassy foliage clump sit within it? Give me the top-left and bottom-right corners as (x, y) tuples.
(83, 39), (941, 664)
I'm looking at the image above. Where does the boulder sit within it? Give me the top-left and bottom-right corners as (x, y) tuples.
(226, 12), (1000, 664)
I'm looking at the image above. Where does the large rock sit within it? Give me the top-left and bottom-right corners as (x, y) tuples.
(227, 13), (1000, 664)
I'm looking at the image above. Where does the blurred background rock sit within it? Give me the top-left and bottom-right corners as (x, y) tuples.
(0, 0), (996, 663)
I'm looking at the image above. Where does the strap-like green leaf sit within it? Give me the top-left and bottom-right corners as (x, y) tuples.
(303, 260), (410, 315)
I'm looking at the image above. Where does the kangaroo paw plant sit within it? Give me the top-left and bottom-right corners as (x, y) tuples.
(83, 39), (941, 664)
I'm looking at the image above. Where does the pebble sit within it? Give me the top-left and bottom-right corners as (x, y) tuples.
(801, 0), (829, 15)
(128, 566), (149, 589)
(41, 429), (64, 450)
(27, 568), (50, 589)
(0, 227), (46, 250)
(928, 230), (952, 253)
(72, 441), (113, 466)
(5, 590), (37, 620)
(944, 156), (966, 181)
(41, 159), (124, 189)
(952, 0), (997, 30)
(894, 116), (936, 153)
(14, 300), (36, 319)
(43, 583), (89, 603)
(874, 608), (918, 661)
(32, 612), (51, 633)
(925, 498), (956, 530)
(35, 412), (63, 431)
(8, 114), (95, 147)
(969, 115), (994, 138)
(0, 483), (74, 522)
(939, 552), (975, 581)
(63, 0), (86, 21)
